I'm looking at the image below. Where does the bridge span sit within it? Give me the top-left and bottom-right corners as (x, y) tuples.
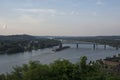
(58, 40), (107, 50)
(61, 40), (93, 44)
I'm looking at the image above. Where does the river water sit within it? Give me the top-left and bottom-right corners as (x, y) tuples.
(0, 44), (120, 74)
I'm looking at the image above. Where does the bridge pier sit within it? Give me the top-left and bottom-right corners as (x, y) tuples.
(104, 44), (106, 50)
(93, 43), (96, 50)
(76, 43), (79, 48)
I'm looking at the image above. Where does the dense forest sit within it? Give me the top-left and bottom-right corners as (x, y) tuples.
(0, 35), (60, 54)
(0, 56), (120, 80)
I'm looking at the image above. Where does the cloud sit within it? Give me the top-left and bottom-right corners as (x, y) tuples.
(96, 0), (103, 5)
(59, 12), (67, 16)
(2, 24), (7, 29)
(17, 14), (44, 25)
(15, 8), (57, 15)
(70, 11), (75, 15)
(70, 11), (80, 16)
(92, 11), (97, 16)
(0, 22), (7, 30)
(14, 8), (81, 16)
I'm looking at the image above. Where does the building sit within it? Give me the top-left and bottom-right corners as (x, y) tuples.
(102, 56), (120, 75)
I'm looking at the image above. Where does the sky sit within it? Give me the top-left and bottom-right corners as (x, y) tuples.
(0, 0), (120, 36)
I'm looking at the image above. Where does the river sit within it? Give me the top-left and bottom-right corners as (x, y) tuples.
(0, 44), (120, 74)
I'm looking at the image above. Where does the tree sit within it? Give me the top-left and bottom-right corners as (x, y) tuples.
(80, 56), (87, 73)
(1, 56), (120, 80)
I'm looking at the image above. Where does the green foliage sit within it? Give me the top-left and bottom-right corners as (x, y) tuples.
(0, 56), (120, 80)
(49, 59), (75, 80)
(0, 39), (60, 54)
(79, 56), (87, 73)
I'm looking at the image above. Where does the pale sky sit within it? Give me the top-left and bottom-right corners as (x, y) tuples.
(0, 0), (120, 36)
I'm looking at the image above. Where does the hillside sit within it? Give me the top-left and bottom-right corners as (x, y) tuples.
(0, 34), (36, 41)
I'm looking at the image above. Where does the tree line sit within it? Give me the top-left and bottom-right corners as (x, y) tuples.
(0, 39), (60, 54)
(0, 56), (120, 80)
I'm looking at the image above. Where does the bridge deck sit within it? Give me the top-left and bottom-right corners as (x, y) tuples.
(61, 40), (93, 44)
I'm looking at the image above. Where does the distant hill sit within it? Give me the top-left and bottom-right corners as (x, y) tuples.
(42, 36), (120, 41)
(95, 36), (120, 40)
(0, 34), (36, 41)
(0, 34), (120, 41)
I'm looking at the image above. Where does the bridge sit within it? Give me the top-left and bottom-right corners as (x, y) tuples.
(61, 40), (93, 44)
(57, 39), (107, 50)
